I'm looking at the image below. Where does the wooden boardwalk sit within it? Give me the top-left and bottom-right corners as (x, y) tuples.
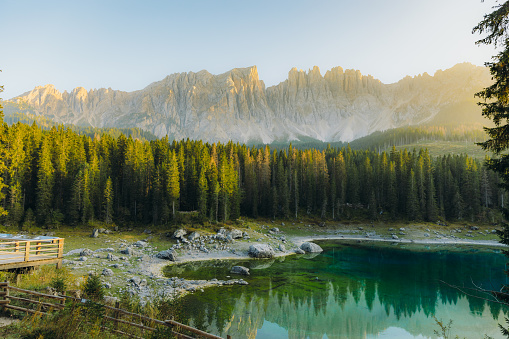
(0, 234), (63, 270)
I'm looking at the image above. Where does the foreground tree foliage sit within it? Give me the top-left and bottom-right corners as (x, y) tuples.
(0, 117), (504, 227)
(473, 1), (509, 336)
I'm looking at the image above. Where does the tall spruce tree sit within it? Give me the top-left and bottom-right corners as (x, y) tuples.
(197, 167), (208, 218)
(36, 138), (55, 224)
(475, 1), (509, 195)
(166, 150), (180, 217)
(474, 1), (509, 333)
(103, 176), (113, 223)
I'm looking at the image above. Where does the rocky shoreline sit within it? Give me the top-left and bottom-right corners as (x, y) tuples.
(60, 224), (506, 303)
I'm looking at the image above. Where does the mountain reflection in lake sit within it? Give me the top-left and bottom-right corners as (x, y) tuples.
(164, 241), (508, 338)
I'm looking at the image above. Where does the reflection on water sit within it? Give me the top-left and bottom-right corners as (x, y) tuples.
(164, 241), (508, 338)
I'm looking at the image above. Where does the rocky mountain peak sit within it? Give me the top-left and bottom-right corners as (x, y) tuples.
(6, 63), (491, 143)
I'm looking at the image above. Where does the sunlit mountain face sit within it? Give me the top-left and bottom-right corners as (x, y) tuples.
(3, 63), (490, 144)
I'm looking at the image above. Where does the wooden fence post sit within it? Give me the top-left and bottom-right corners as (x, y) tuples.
(56, 239), (63, 269)
(61, 291), (66, 308)
(24, 242), (30, 262)
(58, 239), (64, 258)
(4, 282), (9, 310)
(114, 301), (120, 330)
(0, 282), (9, 310)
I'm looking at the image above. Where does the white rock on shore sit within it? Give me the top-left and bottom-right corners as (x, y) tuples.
(300, 242), (323, 253)
(248, 244), (275, 258)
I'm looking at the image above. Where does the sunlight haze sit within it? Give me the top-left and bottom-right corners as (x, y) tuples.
(0, 0), (497, 99)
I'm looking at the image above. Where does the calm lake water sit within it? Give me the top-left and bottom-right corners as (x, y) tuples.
(164, 241), (508, 338)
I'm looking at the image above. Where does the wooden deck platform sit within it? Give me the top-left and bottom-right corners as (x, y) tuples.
(0, 234), (63, 271)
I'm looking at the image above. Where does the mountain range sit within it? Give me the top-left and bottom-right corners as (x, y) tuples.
(4, 62), (491, 143)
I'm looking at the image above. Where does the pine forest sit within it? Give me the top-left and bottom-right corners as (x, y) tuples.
(0, 117), (503, 228)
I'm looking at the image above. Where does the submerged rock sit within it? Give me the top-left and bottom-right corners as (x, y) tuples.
(300, 242), (323, 253)
(294, 248), (305, 255)
(231, 265), (250, 275)
(248, 244), (275, 258)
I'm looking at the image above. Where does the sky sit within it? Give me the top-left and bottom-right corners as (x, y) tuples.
(0, 0), (499, 99)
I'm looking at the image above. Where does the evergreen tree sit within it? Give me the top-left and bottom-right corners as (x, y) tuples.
(368, 190), (377, 220)
(36, 138), (54, 224)
(423, 150), (437, 221)
(407, 169), (420, 220)
(207, 160), (219, 223)
(198, 167), (208, 219)
(103, 176), (113, 223)
(9, 182), (24, 225)
(473, 4), (509, 333)
(474, 1), (509, 194)
(166, 150), (180, 217)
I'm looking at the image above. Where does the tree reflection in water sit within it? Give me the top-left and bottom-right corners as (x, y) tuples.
(164, 241), (508, 338)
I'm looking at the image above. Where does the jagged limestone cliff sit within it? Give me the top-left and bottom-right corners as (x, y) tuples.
(6, 63), (491, 143)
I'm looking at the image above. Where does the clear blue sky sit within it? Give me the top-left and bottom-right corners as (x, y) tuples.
(0, 0), (498, 99)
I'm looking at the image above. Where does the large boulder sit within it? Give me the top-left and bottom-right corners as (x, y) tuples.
(120, 247), (136, 256)
(133, 240), (148, 248)
(94, 248), (114, 253)
(188, 232), (200, 241)
(228, 229), (243, 239)
(230, 266), (250, 275)
(129, 276), (141, 286)
(91, 229), (99, 238)
(102, 268), (114, 276)
(80, 249), (94, 257)
(248, 244), (275, 258)
(300, 242), (323, 253)
(173, 229), (187, 239)
(64, 248), (85, 256)
(155, 249), (177, 261)
(106, 253), (118, 261)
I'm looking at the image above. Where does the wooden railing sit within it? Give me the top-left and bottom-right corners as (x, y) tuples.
(0, 237), (64, 269)
(0, 281), (65, 315)
(95, 301), (227, 339)
(0, 281), (229, 339)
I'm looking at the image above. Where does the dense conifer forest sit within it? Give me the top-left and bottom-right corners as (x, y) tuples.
(0, 110), (504, 227)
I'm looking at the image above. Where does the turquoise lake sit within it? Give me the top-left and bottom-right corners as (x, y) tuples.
(164, 241), (509, 338)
